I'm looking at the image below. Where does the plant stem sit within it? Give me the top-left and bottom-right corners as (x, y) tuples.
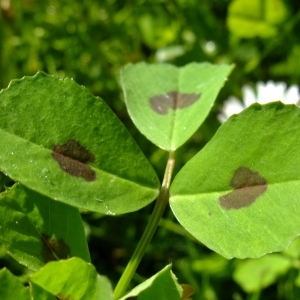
(113, 151), (175, 299)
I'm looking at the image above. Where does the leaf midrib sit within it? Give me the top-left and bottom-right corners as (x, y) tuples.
(0, 128), (159, 192)
(170, 180), (300, 198)
(169, 69), (181, 151)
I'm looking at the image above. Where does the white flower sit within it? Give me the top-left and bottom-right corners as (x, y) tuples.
(218, 81), (300, 123)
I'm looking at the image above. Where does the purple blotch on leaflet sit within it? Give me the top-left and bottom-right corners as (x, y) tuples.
(41, 233), (71, 263)
(52, 139), (96, 181)
(150, 91), (201, 115)
(219, 167), (267, 210)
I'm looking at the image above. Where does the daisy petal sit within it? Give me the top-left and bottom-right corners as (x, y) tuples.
(271, 82), (286, 102)
(242, 85), (256, 107)
(259, 81), (286, 103)
(218, 96), (245, 123)
(217, 113), (229, 123)
(218, 80), (299, 123)
(283, 85), (299, 104)
(256, 81), (269, 104)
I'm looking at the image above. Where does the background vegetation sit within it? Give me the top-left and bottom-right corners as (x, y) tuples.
(1, 0), (300, 299)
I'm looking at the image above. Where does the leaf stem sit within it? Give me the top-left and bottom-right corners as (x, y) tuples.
(113, 151), (175, 299)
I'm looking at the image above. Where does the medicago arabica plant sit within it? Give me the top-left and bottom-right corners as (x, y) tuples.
(1, 62), (300, 300)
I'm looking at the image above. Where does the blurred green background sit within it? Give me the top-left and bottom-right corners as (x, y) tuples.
(1, 0), (300, 299)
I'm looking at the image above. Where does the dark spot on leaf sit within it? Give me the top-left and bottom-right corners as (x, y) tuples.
(219, 167), (267, 210)
(150, 91), (201, 115)
(52, 139), (96, 181)
(52, 152), (96, 181)
(125, 297), (138, 300)
(41, 233), (71, 263)
(53, 139), (95, 163)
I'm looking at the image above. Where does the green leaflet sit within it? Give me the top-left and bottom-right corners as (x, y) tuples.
(30, 284), (56, 300)
(30, 257), (113, 300)
(0, 184), (90, 270)
(233, 254), (291, 292)
(119, 265), (182, 300)
(227, 0), (288, 38)
(0, 268), (30, 300)
(0, 72), (160, 215)
(170, 102), (300, 258)
(120, 62), (233, 151)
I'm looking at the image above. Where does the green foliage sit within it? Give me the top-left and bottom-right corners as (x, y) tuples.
(120, 265), (182, 300)
(0, 72), (159, 215)
(170, 102), (300, 258)
(0, 268), (30, 300)
(1, 1), (300, 300)
(2, 62), (300, 300)
(30, 257), (113, 300)
(0, 183), (90, 270)
(30, 284), (56, 300)
(227, 0), (289, 38)
(233, 254), (291, 293)
(121, 62), (233, 150)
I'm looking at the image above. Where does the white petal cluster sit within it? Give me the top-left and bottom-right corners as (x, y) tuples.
(218, 81), (300, 123)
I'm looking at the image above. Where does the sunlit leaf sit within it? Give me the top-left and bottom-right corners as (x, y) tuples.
(30, 283), (56, 300)
(0, 184), (90, 270)
(0, 268), (30, 300)
(138, 13), (179, 48)
(227, 0), (288, 38)
(30, 257), (113, 300)
(120, 62), (233, 150)
(119, 265), (182, 300)
(0, 72), (160, 215)
(170, 102), (300, 258)
(233, 254), (291, 292)
(270, 45), (300, 78)
(191, 253), (229, 275)
(282, 236), (300, 259)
